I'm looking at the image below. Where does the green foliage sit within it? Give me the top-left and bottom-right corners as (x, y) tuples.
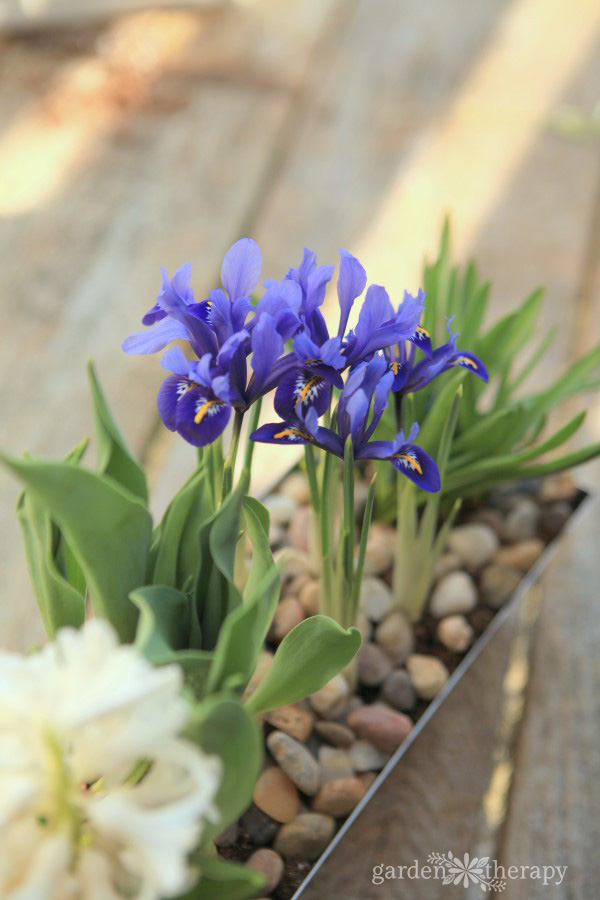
(180, 854), (265, 900)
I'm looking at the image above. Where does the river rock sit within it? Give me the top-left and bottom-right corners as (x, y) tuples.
(311, 777), (366, 817)
(374, 611), (414, 664)
(271, 598), (305, 642)
(502, 498), (539, 542)
(480, 563), (521, 609)
(274, 813), (335, 861)
(406, 654), (449, 700)
(539, 500), (571, 540)
(468, 508), (504, 537)
(265, 705), (314, 743)
(267, 731), (320, 796)
(359, 576), (393, 622)
(538, 472), (577, 502)
(314, 721), (356, 748)
(244, 650), (274, 700)
(280, 471), (311, 505)
(380, 669), (417, 712)
(288, 506), (311, 553)
(347, 704), (412, 753)
(349, 740), (390, 772)
(437, 614), (474, 653)
(246, 849), (284, 894)
(357, 641), (393, 686)
(269, 523), (285, 549)
(274, 547), (314, 580)
(362, 523), (395, 576)
(240, 804), (280, 846)
(495, 539), (544, 572)
(298, 579), (320, 616)
(318, 746), (355, 783)
(214, 821), (239, 848)
(264, 493), (298, 527)
(429, 570), (477, 618)
(309, 674), (350, 717)
(253, 767), (299, 823)
(447, 524), (499, 571)
(433, 552), (462, 582)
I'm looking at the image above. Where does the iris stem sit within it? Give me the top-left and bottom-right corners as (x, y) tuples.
(221, 409), (244, 501)
(304, 444), (321, 515)
(351, 472), (377, 624)
(243, 398), (262, 474)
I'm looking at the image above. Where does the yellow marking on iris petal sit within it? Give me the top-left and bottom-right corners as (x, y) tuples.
(391, 362), (400, 375)
(194, 399), (220, 424)
(304, 357), (318, 364)
(273, 428), (309, 441)
(416, 326), (430, 338)
(299, 376), (322, 403)
(453, 356), (478, 369)
(393, 453), (423, 475)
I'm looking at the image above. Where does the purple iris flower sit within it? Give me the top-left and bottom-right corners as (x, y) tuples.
(157, 346), (240, 447)
(251, 355), (440, 492)
(273, 329), (345, 420)
(388, 317), (488, 394)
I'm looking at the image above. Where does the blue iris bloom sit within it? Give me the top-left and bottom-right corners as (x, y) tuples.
(251, 355), (440, 492)
(388, 317), (488, 394)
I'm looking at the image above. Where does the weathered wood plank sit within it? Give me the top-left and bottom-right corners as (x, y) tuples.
(498, 498), (600, 898)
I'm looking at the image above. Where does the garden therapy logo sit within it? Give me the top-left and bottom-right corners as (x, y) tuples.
(372, 853), (568, 889)
(427, 852), (505, 891)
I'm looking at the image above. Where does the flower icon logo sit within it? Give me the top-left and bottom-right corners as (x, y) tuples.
(427, 852), (506, 891)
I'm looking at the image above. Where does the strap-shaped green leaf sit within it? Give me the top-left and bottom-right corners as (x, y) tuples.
(16, 491), (85, 636)
(131, 584), (190, 660)
(152, 466), (212, 590)
(245, 616), (361, 716)
(180, 854), (265, 900)
(87, 361), (148, 504)
(186, 695), (262, 845)
(2, 455), (152, 641)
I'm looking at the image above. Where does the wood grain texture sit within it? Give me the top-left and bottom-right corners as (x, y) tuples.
(498, 497), (600, 898)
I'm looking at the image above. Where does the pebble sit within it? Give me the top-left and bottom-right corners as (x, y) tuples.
(359, 576), (393, 622)
(311, 777), (366, 817)
(288, 506), (311, 553)
(280, 471), (311, 505)
(269, 523), (285, 549)
(274, 813), (335, 861)
(357, 641), (393, 687)
(271, 598), (305, 642)
(214, 822), (239, 848)
(374, 611), (414, 665)
(349, 740), (390, 772)
(318, 746), (355, 783)
(274, 548), (315, 580)
(253, 767), (299, 823)
(467, 508), (505, 538)
(480, 563), (521, 609)
(359, 771), (377, 791)
(267, 731), (320, 796)
(264, 493), (298, 526)
(362, 523), (396, 576)
(265, 705), (314, 743)
(380, 669), (417, 712)
(539, 500), (571, 540)
(437, 615), (474, 653)
(447, 523), (499, 571)
(246, 849), (284, 894)
(240, 805), (280, 847)
(538, 472), (577, 502)
(309, 674), (350, 718)
(433, 552), (462, 582)
(298, 579), (320, 616)
(356, 611), (373, 641)
(314, 721), (356, 748)
(429, 571), (477, 618)
(502, 498), (539, 542)
(244, 650), (274, 700)
(406, 654), (449, 700)
(287, 573), (311, 596)
(347, 704), (412, 753)
(494, 539), (544, 573)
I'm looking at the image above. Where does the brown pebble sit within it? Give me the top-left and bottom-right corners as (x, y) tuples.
(314, 721), (356, 748)
(480, 563), (521, 609)
(357, 641), (393, 686)
(274, 813), (335, 861)
(347, 704), (412, 753)
(538, 472), (577, 502)
(271, 597), (305, 642)
(246, 849), (284, 894)
(288, 506), (311, 552)
(265, 704), (314, 743)
(298, 580), (320, 616)
(311, 776), (366, 817)
(253, 767), (299, 823)
(494, 539), (544, 573)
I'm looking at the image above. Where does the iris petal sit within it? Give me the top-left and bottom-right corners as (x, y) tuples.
(221, 238), (262, 301)
(391, 443), (440, 492)
(175, 389), (231, 447)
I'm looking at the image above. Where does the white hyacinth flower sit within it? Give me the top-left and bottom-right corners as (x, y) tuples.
(0, 619), (222, 900)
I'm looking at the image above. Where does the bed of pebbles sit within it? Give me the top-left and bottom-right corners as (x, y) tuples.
(217, 470), (581, 899)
